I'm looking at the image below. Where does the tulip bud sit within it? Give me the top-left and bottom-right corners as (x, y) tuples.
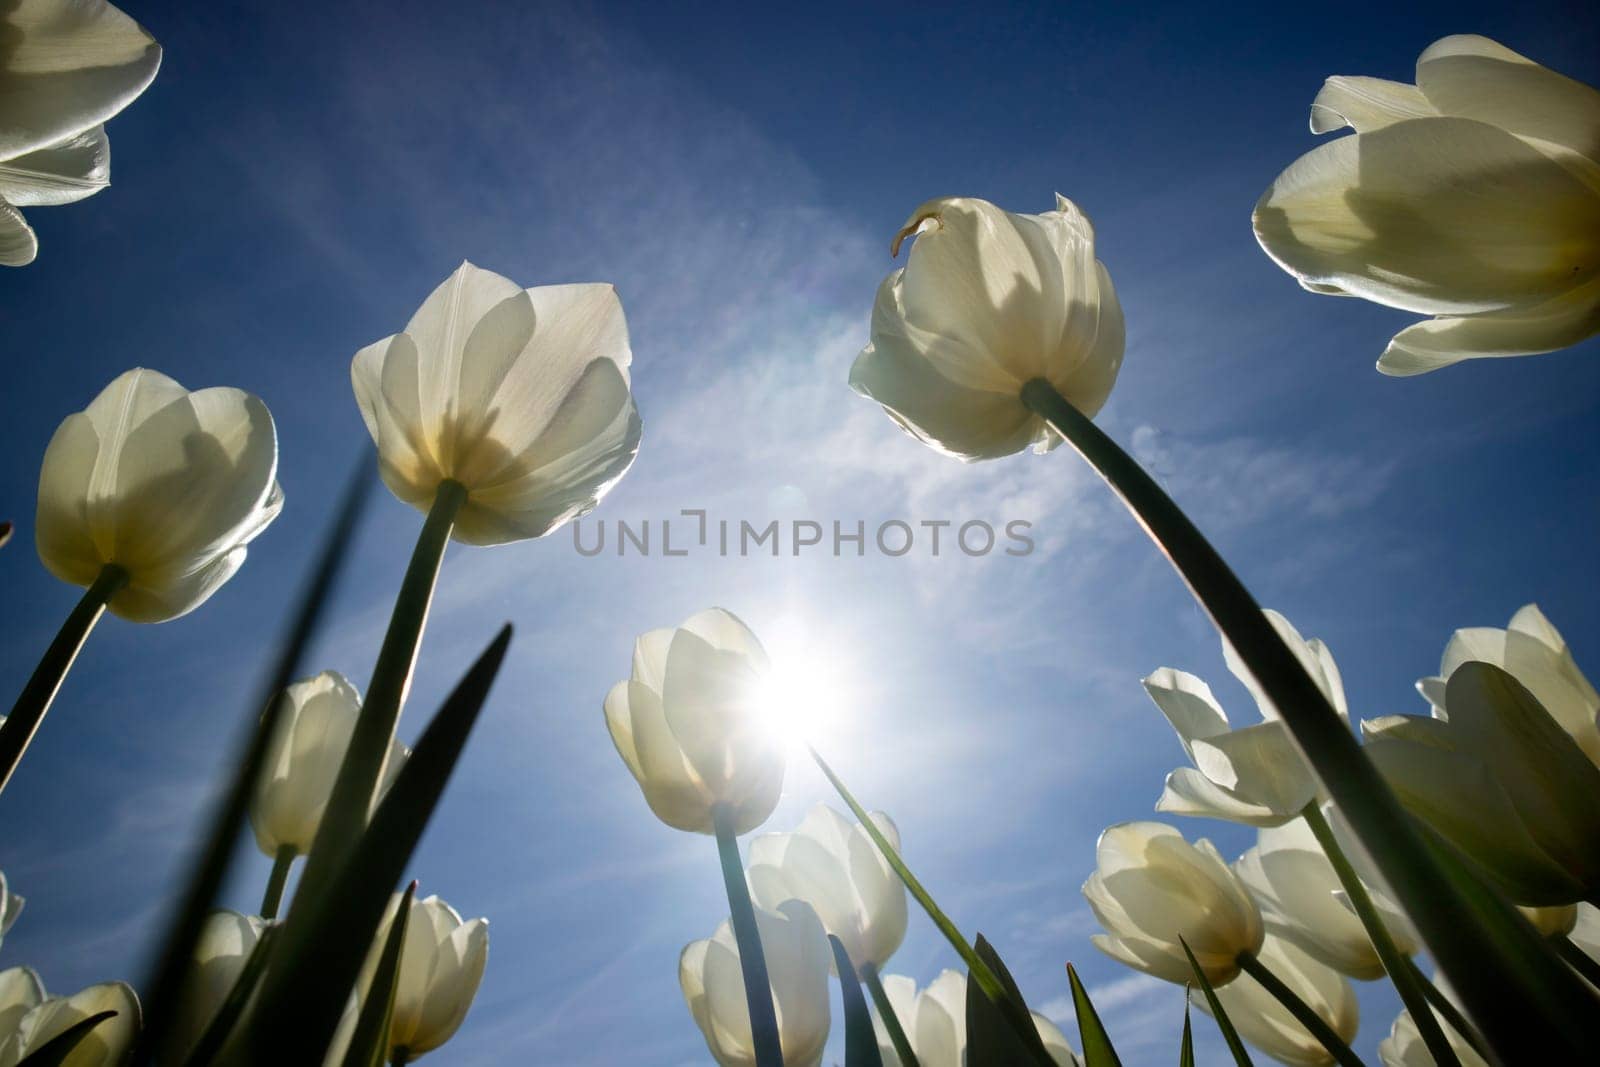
(747, 803), (908, 972)
(1379, 1008), (1490, 1067)
(1145, 610), (1348, 827)
(868, 969), (1081, 1067)
(849, 195), (1124, 461)
(351, 261), (642, 545)
(251, 671), (409, 857)
(366, 893), (488, 1060)
(679, 899), (831, 1067)
(35, 368), (283, 623)
(0, 979), (140, 1065)
(0, 0), (162, 267)
(1364, 662), (1600, 905)
(1084, 821), (1264, 986)
(1254, 35), (1600, 375)
(1194, 934), (1358, 1067)
(604, 608), (784, 835)
(170, 910), (264, 1061)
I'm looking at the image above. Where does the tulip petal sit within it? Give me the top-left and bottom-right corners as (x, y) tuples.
(1416, 34), (1600, 161)
(1377, 279), (1600, 375)
(1310, 76), (1436, 134)
(1254, 117), (1600, 315)
(1142, 667), (1230, 756)
(0, 967), (46, 1039)
(12, 981), (140, 1066)
(34, 411), (106, 587)
(1191, 721), (1317, 817)
(1197, 935), (1358, 1066)
(0, 199), (38, 266)
(1157, 767), (1292, 827)
(0, 126), (108, 206)
(0, 0), (161, 159)
(404, 261), (522, 453)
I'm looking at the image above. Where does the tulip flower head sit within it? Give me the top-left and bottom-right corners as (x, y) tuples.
(35, 369), (283, 623)
(1193, 934), (1359, 1067)
(680, 899), (831, 1067)
(746, 803), (908, 973)
(849, 194), (1125, 461)
(1379, 1008), (1490, 1067)
(364, 893), (488, 1061)
(1084, 821), (1265, 985)
(0, 978), (140, 1067)
(1144, 610), (1349, 827)
(1235, 815), (1418, 980)
(1416, 603), (1600, 767)
(1363, 661), (1600, 905)
(251, 671), (409, 858)
(605, 608), (784, 835)
(0, 0), (162, 266)
(868, 969), (1081, 1067)
(170, 911), (265, 1061)
(352, 261), (642, 545)
(1254, 35), (1600, 375)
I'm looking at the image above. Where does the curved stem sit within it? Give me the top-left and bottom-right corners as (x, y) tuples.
(1299, 804), (1459, 1067)
(861, 963), (919, 1067)
(1556, 935), (1600, 991)
(1021, 378), (1597, 1058)
(713, 804), (784, 1067)
(0, 564), (127, 794)
(1405, 955), (1488, 1060)
(259, 845), (297, 920)
(297, 479), (466, 907)
(1237, 953), (1364, 1067)
(808, 746), (1053, 1066)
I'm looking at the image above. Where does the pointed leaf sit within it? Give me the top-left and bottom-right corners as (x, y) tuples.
(966, 934), (1055, 1067)
(16, 1011), (118, 1067)
(1180, 938), (1252, 1066)
(342, 882), (416, 1067)
(829, 934), (883, 1067)
(1066, 963), (1123, 1067)
(1179, 995), (1194, 1067)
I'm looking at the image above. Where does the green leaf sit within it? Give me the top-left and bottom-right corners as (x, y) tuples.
(342, 881), (416, 1067)
(136, 458), (374, 1061)
(183, 925), (278, 1067)
(1179, 994), (1194, 1067)
(1065, 963), (1122, 1067)
(1179, 939), (1251, 1067)
(861, 965), (919, 1067)
(16, 1011), (118, 1067)
(966, 934), (1055, 1067)
(242, 624), (512, 1062)
(828, 935), (883, 1067)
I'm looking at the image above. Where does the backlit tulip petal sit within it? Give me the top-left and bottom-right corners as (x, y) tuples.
(0, 968), (45, 1040)
(1194, 934), (1359, 1066)
(1415, 35), (1600, 160)
(171, 911), (264, 1061)
(1379, 1008), (1490, 1067)
(0, 127), (108, 207)
(0, 980), (139, 1067)
(35, 369), (282, 623)
(869, 969), (1081, 1067)
(680, 899), (831, 1067)
(1309, 77), (1436, 134)
(0, 873), (23, 951)
(850, 194), (1124, 461)
(366, 894), (487, 1059)
(0, 201), (37, 266)
(350, 261), (641, 545)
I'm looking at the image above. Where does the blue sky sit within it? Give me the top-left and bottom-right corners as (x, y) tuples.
(3, 1), (1599, 1063)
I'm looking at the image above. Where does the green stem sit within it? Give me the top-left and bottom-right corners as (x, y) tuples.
(1021, 378), (1597, 1058)
(259, 845), (297, 921)
(861, 963), (919, 1067)
(1406, 956), (1489, 1061)
(1556, 935), (1600, 991)
(0, 564), (127, 794)
(808, 746), (1052, 1066)
(1237, 953), (1364, 1067)
(713, 804), (784, 1067)
(297, 479), (466, 907)
(1299, 804), (1459, 1067)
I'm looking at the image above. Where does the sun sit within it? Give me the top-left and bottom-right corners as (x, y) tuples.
(753, 615), (853, 753)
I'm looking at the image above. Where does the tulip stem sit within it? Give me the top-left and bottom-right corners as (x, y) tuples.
(0, 563), (127, 795)
(391, 1050), (410, 1067)
(1237, 953), (1364, 1067)
(298, 479), (467, 907)
(260, 846), (297, 920)
(1405, 955), (1489, 1060)
(860, 963), (920, 1067)
(1555, 935), (1600, 991)
(1020, 377), (1596, 1058)
(808, 746), (1053, 1066)
(712, 804), (785, 1067)
(1298, 804), (1461, 1067)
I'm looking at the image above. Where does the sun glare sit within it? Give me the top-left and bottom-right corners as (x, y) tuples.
(755, 617), (853, 753)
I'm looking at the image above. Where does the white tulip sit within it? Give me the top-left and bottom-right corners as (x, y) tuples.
(367, 894), (488, 1061)
(1144, 610), (1348, 827)
(1254, 35), (1600, 376)
(1379, 1009), (1489, 1067)
(1568, 903), (1600, 961)
(0, 979), (139, 1067)
(1363, 662), (1600, 904)
(849, 194), (1124, 461)
(35, 369), (283, 623)
(352, 261), (641, 546)
(1194, 934), (1358, 1067)
(680, 899), (831, 1067)
(0, 969), (44, 1047)
(1084, 821), (1264, 985)
(170, 910), (264, 1061)
(0, 873), (23, 952)
(251, 671), (409, 858)
(746, 803), (908, 972)
(1518, 904), (1578, 938)
(1417, 604), (1600, 767)
(0, 0), (161, 266)
(869, 970), (1081, 1067)
(605, 608), (783, 835)
(1236, 816), (1418, 980)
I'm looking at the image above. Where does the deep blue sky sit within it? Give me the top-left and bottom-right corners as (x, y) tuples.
(3, 1), (1598, 1063)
